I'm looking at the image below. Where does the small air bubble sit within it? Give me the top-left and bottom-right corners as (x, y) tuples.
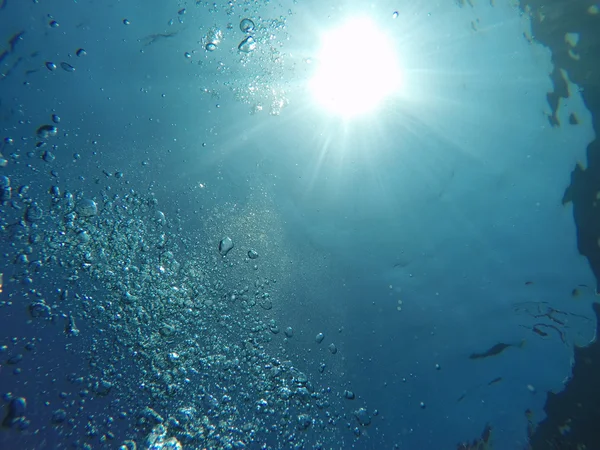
(60, 62), (75, 72)
(240, 18), (255, 33)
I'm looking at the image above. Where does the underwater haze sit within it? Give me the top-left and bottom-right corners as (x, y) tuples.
(1, 0), (599, 449)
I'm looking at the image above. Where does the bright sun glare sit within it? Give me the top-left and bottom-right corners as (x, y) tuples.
(309, 17), (402, 118)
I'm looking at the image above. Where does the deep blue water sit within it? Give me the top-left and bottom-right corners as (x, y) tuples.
(1, 1), (599, 449)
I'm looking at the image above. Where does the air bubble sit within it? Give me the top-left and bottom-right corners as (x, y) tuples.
(218, 237), (234, 256)
(238, 36), (256, 53)
(76, 199), (98, 217)
(240, 18), (255, 33)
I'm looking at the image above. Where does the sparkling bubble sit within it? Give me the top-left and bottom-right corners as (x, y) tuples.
(154, 210), (166, 225)
(29, 301), (51, 318)
(42, 150), (55, 163)
(60, 62), (75, 72)
(76, 198), (98, 217)
(45, 62), (57, 71)
(238, 36), (256, 53)
(52, 409), (67, 423)
(123, 18), (130, 25)
(77, 230), (90, 243)
(205, 43), (217, 52)
(354, 407), (371, 426)
(51, 114), (61, 123)
(315, 333), (324, 344)
(76, 48), (87, 57)
(297, 414), (311, 430)
(260, 298), (272, 310)
(25, 203), (43, 222)
(206, 28), (222, 47)
(240, 18), (255, 33)
(36, 125), (58, 139)
(247, 249), (259, 259)
(328, 343), (337, 354)
(392, 11), (399, 19)
(218, 237), (234, 256)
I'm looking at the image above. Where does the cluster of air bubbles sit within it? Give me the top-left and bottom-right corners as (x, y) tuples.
(205, 27), (223, 52)
(0, 166), (378, 447)
(143, 425), (182, 450)
(45, 62), (75, 72)
(238, 18), (256, 53)
(173, 7), (186, 25)
(48, 14), (59, 28)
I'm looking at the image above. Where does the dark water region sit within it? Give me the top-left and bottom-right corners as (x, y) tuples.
(0, 0), (599, 449)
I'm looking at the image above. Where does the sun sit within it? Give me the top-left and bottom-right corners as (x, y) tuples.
(309, 17), (403, 118)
